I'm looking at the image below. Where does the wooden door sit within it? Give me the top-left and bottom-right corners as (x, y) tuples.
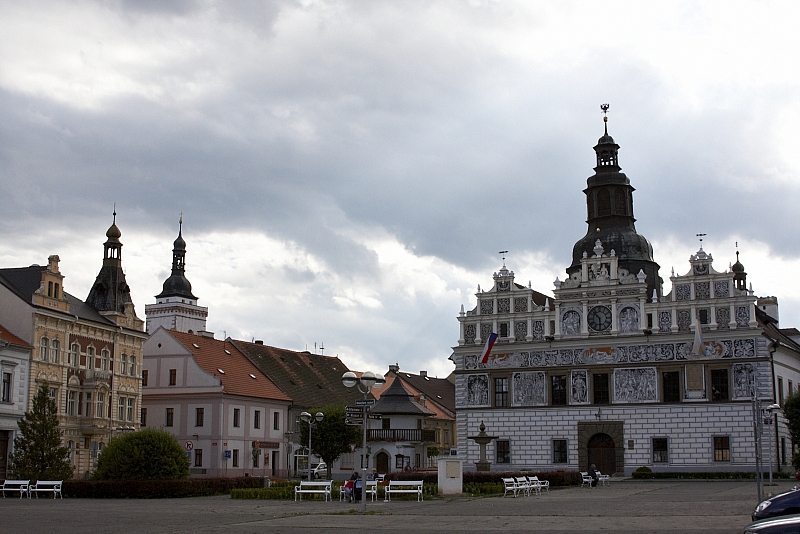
(587, 433), (616, 475)
(376, 451), (389, 474)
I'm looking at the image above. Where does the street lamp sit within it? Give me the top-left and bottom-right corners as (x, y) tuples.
(765, 403), (781, 488)
(299, 411), (324, 481)
(342, 370), (386, 513)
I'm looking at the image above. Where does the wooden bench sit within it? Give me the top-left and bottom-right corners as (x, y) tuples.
(294, 480), (332, 501)
(1, 480), (30, 499)
(30, 480), (63, 499)
(384, 480), (423, 501)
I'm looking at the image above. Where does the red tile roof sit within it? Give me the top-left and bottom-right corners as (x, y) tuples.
(169, 331), (291, 402)
(0, 323), (30, 347)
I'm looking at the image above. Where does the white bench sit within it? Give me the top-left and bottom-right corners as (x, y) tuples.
(580, 472), (593, 487)
(384, 480), (423, 501)
(339, 480), (377, 502)
(294, 480), (332, 501)
(528, 476), (548, 493)
(514, 477), (533, 496)
(1, 480), (30, 498)
(30, 480), (63, 499)
(502, 477), (520, 497)
(598, 473), (610, 486)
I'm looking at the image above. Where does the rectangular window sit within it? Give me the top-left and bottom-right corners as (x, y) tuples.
(141, 407), (147, 427)
(790, 380), (794, 395)
(395, 455), (406, 469)
(196, 407), (204, 427)
(499, 322), (509, 338)
(232, 449), (239, 467)
(169, 369), (177, 386)
(663, 371), (681, 402)
(85, 392), (93, 418)
(494, 377), (509, 407)
(67, 391), (76, 415)
(593, 374), (609, 405)
(118, 397), (125, 421)
(652, 438), (669, 463)
(778, 377), (784, 407)
(120, 354), (128, 375)
(194, 449), (203, 467)
(714, 436), (730, 461)
(496, 440), (510, 464)
(1, 372), (11, 403)
(551, 375), (567, 406)
(254, 410), (261, 429)
(273, 411), (280, 430)
(142, 369), (148, 387)
(233, 408), (240, 428)
(49, 388), (58, 411)
(711, 369), (729, 401)
(553, 439), (567, 464)
(698, 308), (709, 324)
(382, 418), (391, 430)
(165, 407), (174, 427)
(129, 355), (136, 376)
(127, 398), (134, 422)
(70, 344), (79, 366)
(96, 392), (105, 419)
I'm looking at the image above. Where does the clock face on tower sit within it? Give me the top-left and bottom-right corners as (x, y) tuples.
(588, 305), (612, 331)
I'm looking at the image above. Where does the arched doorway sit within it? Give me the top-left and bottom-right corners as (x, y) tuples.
(376, 451), (389, 474)
(587, 433), (616, 475)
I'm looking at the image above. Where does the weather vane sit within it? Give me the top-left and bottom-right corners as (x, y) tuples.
(499, 250), (508, 266)
(601, 103), (610, 132)
(696, 233), (706, 244)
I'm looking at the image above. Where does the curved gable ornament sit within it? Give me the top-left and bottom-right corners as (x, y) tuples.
(68, 375), (81, 387)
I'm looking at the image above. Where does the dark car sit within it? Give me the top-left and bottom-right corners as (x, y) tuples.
(744, 514), (800, 533)
(753, 487), (800, 521)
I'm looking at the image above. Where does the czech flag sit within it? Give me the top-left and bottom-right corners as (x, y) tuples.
(480, 332), (498, 364)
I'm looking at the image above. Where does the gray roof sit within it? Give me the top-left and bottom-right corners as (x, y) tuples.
(370, 378), (435, 416)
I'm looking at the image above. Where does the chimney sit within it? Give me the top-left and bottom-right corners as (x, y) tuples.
(48, 255), (60, 273)
(419, 370), (427, 378)
(388, 363), (399, 373)
(255, 340), (264, 345)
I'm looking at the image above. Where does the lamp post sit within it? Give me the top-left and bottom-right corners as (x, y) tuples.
(299, 411), (324, 481)
(765, 403), (781, 488)
(342, 370), (386, 514)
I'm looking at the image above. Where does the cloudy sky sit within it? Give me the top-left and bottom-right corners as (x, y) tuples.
(2, 1), (800, 379)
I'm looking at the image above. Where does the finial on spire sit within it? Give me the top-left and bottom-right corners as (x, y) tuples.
(735, 241), (739, 261)
(113, 203), (117, 225)
(696, 233), (706, 249)
(499, 250), (508, 267)
(179, 212), (183, 235)
(601, 103), (610, 134)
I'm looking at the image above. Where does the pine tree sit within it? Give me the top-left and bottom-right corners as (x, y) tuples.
(8, 384), (74, 480)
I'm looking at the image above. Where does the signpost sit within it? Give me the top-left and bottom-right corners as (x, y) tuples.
(355, 399), (375, 406)
(345, 418), (363, 426)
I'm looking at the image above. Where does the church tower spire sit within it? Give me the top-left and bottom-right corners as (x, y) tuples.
(86, 210), (144, 330)
(145, 217), (210, 335)
(567, 105), (662, 300)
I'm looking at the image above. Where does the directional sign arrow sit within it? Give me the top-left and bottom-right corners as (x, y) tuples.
(355, 399), (375, 406)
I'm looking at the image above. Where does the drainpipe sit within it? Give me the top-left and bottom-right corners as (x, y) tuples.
(769, 340), (780, 470)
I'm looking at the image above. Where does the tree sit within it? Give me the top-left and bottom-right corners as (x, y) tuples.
(299, 404), (362, 480)
(783, 390), (800, 469)
(93, 428), (190, 480)
(8, 384), (73, 480)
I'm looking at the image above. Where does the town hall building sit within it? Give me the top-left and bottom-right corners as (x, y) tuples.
(451, 112), (800, 475)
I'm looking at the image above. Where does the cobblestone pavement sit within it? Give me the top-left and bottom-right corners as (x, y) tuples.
(1, 480), (795, 533)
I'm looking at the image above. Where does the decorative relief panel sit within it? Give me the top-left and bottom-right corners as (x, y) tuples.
(676, 284), (691, 301)
(618, 306), (640, 333)
(480, 300), (494, 315)
(514, 321), (527, 342)
(514, 297), (527, 313)
(616, 288), (640, 296)
(736, 306), (750, 327)
(714, 281), (730, 298)
(480, 323), (493, 343)
(460, 337), (760, 370)
(695, 282), (710, 300)
(716, 308), (730, 330)
(532, 320), (544, 341)
(613, 367), (657, 403)
(658, 311), (672, 333)
(733, 363), (756, 400)
(466, 374), (489, 406)
(464, 324), (476, 344)
(677, 309), (691, 332)
(570, 370), (589, 404)
(498, 298), (510, 313)
(561, 309), (581, 336)
(512, 371), (546, 406)
(684, 363), (706, 400)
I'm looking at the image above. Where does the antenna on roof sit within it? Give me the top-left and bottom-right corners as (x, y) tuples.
(320, 343), (324, 355)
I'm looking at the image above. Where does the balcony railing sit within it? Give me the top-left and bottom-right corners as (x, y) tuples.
(367, 429), (436, 443)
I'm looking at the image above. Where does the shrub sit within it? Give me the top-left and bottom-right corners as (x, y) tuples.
(64, 477), (264, 498)
(93, 428), (189, 480)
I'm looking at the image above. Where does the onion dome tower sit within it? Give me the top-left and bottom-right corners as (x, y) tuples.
(567, 104), (662, 300)
(732, 249), (747, 291)
(145, 217), (209, 335)
(86, 210), (144, 329)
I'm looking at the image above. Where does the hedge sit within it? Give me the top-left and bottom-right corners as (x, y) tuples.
(63, 476), (266, 498)
(387, 469), (581, 487)
(631, 471), (794, 480)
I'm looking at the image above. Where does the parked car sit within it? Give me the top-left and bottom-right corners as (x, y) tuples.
(298, 462), (327, 479)
(752, 487), (800, 521)
(744, 514), (800, 533)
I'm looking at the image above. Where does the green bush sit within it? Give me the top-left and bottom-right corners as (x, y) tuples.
(231, 486), (295, 500)
(64, 476), (264, 498)
(633, 466), (653, 475)
(93, 428), (189, 480)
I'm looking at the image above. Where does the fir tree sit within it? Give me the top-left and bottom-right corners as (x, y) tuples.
(8, 384), (73, 480)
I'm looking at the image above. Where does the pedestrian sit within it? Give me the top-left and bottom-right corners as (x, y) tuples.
(588, 464), (599, 487)
(343, 472), (357, 502)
